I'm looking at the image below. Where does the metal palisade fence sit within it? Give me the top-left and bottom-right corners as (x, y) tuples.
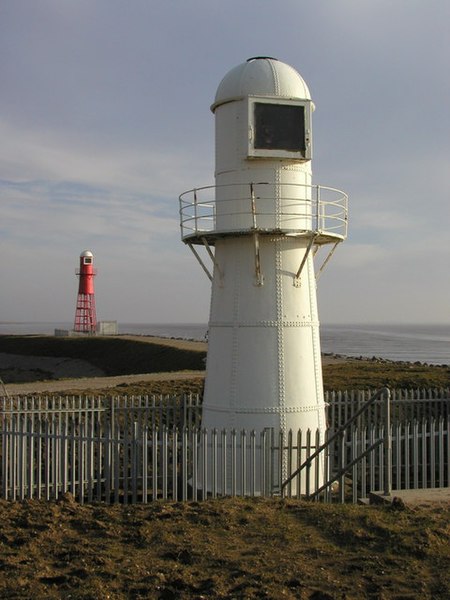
(326, 387), (450, 427)
(0, 389), (449, 504)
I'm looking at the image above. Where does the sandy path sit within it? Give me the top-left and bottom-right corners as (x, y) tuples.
(2, 370), (206, 396)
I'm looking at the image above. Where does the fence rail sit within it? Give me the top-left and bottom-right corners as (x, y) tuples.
(325, 387), (450, 427)
(2, 387), (448, 428)
(0, 394), (203, 429)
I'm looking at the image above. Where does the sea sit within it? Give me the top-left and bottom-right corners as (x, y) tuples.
(1, 322), (449, 366)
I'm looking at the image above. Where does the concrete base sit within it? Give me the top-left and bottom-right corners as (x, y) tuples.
(365, 487), (450, 506)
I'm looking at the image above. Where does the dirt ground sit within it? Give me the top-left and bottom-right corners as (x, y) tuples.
(0, 495), (448, 600)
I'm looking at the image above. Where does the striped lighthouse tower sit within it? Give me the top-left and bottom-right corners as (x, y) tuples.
(73, 250), (97, 334)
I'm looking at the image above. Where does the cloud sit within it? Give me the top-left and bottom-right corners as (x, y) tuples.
(0, 1), (449, 325)
(0, 119), (212, 196)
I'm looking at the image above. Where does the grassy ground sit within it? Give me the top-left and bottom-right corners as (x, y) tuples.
(0, 496), (448, 599)
(322, 359), (450, 391)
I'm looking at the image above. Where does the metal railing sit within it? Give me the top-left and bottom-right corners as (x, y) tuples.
(179, 182), (348, 243)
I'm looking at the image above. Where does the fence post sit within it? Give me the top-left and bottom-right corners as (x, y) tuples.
(132, 421), (138, 504)
(104, 420), (111, 504)
(152, 427), (158, 501)
(438, 417), (444, 488)
(78, 421), (85, 504)
(171, 428), (178, 502)
(141, 424), (148, 504)
(285, 430), (293, 499)
(162, 426), (170, 500)
(231, 429), (236, 497)
(44, 419), (51, 502)
(182, 427), (188, 501)
(201, 428), (208, 501)
(1, 413), (8, 499)
(211, 428), (217, 499)
(240, 430), (247, 497)
(383, 388), (392, 496)
(446, 416), (450, 488)
(87, 418), (94, 504)
(260, 429), (266, 496)
(191, 428), (198, 501)
(113, 423), (121, 504)
(18, 415), (25, 500)
(27, 417), (34, 500)
(296, 429), (302, 499)
(338, 429), (345, 503)
(314, 428), (321, 499)
(221, 429), (227, 497)
(430, 419), (436, 489)
(250, 430), (256, 497)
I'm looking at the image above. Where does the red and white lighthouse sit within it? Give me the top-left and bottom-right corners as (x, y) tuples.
(73, 250), (97, 334)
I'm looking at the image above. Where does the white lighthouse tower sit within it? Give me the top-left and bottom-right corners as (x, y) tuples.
(179, 57), (347, 488)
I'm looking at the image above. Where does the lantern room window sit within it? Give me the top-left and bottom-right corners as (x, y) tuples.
(254, 103), (305, 152)
(84, 257), (92, 265)
(247, 97), (312, 160)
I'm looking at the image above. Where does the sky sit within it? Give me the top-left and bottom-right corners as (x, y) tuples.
(1, 0), (449, 326)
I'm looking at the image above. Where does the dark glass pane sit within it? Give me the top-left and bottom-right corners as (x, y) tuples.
(254, 103), (305, 151)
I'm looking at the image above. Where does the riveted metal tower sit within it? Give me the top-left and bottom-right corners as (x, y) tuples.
(179, 58), (348, 490)
(73, 250), (97, 334)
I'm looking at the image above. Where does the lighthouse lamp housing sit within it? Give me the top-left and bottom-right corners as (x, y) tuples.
(247, 96), (312, 160)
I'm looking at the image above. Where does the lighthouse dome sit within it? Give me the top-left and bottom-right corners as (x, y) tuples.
(80, 250), (93, 258)
(211, 57), (312, 112)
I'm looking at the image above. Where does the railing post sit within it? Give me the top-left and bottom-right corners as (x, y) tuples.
(250, 183), (263, 286)
(193, 189), (198, 233)
(250, 182), (257, 229)
(316, 185), (321, 230)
